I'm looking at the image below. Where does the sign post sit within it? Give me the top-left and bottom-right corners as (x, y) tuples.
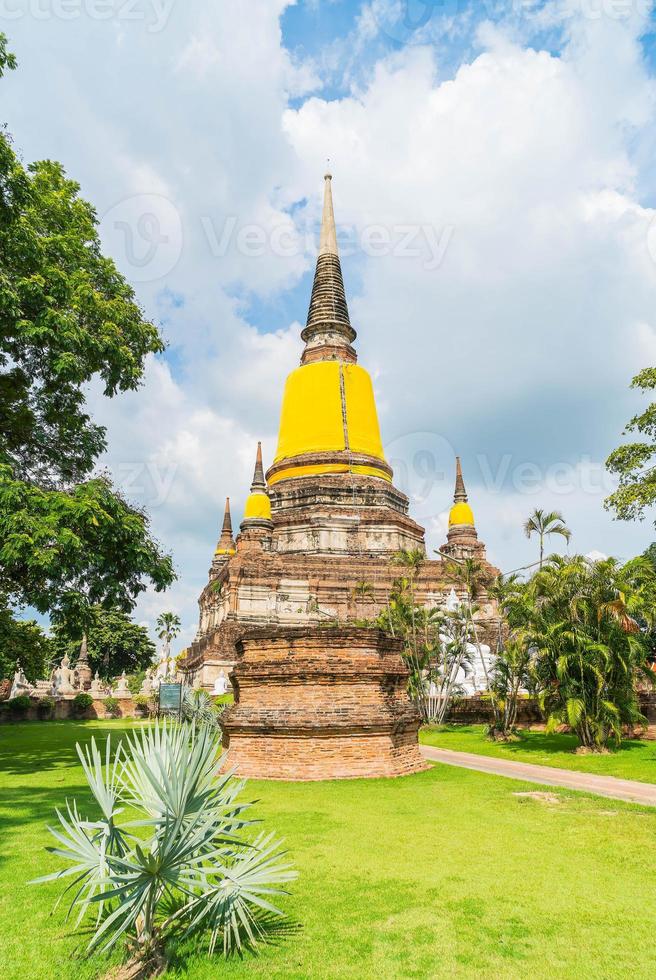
(158, 682), (183, 720)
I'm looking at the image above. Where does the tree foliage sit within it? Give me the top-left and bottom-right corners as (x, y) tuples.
(50, 605), (156, 679)
(0, 601), (52, 682)
(503, 555), (656, 750)
(0, 35), (174, 626)
(606, 367), (656, 524)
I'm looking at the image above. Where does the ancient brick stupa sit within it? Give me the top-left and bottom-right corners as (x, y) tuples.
(183, 174), (499, 779)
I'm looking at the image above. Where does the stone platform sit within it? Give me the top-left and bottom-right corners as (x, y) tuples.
(220, 625), (428, 780)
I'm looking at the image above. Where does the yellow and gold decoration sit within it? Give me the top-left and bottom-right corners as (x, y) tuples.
(266, 172), (392, 488)
(211, 497), (236, 571)
(241, 442), (272, 530)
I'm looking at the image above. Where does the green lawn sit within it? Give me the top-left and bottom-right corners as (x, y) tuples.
(2, 721), (656, 978)
(420, 724), (656, 783)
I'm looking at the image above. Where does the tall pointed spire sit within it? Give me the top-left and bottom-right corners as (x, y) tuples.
(301, 173), (356, 364)
(441, 457), (485, 561)
(215, 497), (235, 555)
(241, 442), (273, 533)
(251, 441), (266, 492)
(454, 456), (468, 504)
(319, 172), (339, 257)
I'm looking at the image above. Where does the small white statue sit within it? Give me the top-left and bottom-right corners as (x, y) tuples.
(10, 662), (32, 699)
(139, 672), (153, 696)
(445, 587), (459, 612)
(53, 653), (76, 696)
(90, 672), (105, 697)
(114, 671), (131, 698)
(213, 670), (228, 696)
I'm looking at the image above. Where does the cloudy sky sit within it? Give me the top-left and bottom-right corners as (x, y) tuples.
(4, 0), (656, 649)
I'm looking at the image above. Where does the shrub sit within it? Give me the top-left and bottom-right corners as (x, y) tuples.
(133, 693), (152, 716)
(103, 695), (121, 717)
(7, 694), (32, 718)
(34, 721), (296, 973)
(37, 696), (55, 720)
(71, 692), (94, 718)
(182, 687), (220, 729)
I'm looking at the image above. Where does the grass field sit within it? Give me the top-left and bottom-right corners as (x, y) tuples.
(2, 721), (656, 979)
(420, 724), (656, 782)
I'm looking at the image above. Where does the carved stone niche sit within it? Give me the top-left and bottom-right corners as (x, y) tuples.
(220, 625), (428, 781)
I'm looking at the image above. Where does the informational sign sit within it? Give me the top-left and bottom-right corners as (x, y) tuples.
(158, 682), (182, 717)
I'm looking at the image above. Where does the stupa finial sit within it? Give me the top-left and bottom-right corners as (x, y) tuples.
(241, 442), (272, 531)
(319, 172), (338, 257)
(214, 497), (236, 556)
(454, 456), (468, 504)
(251, 441), (266, 492)
(301, 173), (356, 362)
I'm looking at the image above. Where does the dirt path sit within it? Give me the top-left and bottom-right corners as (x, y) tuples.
(420, 745), (656, 807)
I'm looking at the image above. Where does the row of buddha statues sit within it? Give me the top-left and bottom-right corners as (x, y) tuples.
(9, 642), (178, 702)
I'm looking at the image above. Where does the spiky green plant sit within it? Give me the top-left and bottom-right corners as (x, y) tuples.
(32, 721), (296, 972)
(182, 686), (221, 729)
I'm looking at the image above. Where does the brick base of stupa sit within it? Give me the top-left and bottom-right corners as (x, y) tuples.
(219, 626), (428, 780)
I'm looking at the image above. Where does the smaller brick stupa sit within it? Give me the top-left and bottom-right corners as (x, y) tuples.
(220, 626), (427, 780)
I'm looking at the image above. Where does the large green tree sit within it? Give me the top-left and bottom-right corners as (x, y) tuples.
(606, 367), (656, 525)
(0, 35), (174, 629)
(50, 605), (156, 679)
(0, 601), (52, 682)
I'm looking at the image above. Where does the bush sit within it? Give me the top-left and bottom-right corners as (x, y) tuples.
(7, 694), (32, 718)
(133, 693), (152, 716)
(37, 696), (55, 720)
(103, 695), (121, 718)
(71, 692), (93, 718)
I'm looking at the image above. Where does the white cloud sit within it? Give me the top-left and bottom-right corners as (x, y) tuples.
(5, 1), (656, 648)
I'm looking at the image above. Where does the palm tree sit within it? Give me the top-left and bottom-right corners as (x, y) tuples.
(443, 557), (499, 723)
(156, 611), (181, 660)
(523, 508), (571, 568)
(524, 554), (656, 750)
(392, 549), (425, 681)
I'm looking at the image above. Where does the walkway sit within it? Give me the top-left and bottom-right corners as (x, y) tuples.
(420, 745), (656, 807)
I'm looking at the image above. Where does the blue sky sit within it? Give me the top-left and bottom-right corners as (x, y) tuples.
(3, 0), (656, 649)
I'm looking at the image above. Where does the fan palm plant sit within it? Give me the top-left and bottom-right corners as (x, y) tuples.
(523, 508), (571, 568)
(33, 721), (296, 974)
(156, 612), (181, 660)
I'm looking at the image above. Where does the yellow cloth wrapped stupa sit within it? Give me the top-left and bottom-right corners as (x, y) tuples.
(241, 442), (272, 528)
(267, 173), (391, 488)
(448, 457), (475, 527)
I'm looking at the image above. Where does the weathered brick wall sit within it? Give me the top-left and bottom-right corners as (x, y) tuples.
(221, 625), (428, 780)
(446, 697), (544, 727)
